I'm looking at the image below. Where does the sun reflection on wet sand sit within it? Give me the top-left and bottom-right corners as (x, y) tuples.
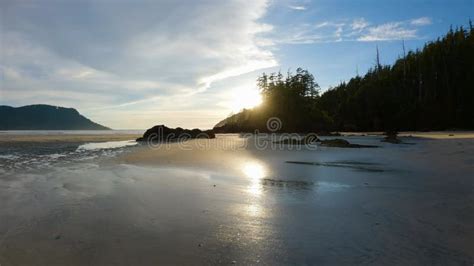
(246, 203), (263, 217)
(228, 161), (270, 260)
(242, 161), (266, 196)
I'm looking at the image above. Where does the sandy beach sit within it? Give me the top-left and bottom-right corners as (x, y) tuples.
(2, 1), (473, 264)
(0, 133), (473, 265)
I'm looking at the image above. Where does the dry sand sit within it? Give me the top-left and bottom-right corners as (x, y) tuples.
(399, 131), (474, 139)
(342, 131), (474, 139)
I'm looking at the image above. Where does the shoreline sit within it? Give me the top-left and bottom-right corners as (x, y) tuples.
(1, 130), (473, 143)
(341, 131), (474, 139)
(0, 132), (142, 143)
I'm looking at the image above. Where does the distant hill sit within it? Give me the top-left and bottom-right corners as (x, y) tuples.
(0, 104), (110, 130)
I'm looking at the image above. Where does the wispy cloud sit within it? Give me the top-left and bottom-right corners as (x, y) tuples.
(351, 18), (369, 31)
(276, 17), (429, 44)
(410, 17), (432, 26)
(315, 21), (346, 29)
(1, 0), (277, 128)
(288, 5), (306, 10)
(358, 22), (417, 41)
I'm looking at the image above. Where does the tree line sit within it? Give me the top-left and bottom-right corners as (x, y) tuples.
(214, 22), (474, 132)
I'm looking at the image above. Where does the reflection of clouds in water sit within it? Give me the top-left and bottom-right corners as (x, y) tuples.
(77, 140), (137, 151)
(242, 161), (266, 196)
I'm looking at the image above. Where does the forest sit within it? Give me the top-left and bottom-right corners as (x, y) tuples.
(214, 22), (474, 133)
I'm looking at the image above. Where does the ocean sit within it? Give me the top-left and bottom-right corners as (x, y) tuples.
(0, 130), (142, 172)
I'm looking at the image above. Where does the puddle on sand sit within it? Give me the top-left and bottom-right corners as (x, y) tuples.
(77, 140), (137, 151)
(286, 160), (385, 172)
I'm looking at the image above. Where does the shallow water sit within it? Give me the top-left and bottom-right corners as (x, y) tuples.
(77, 140), (138, 151)
(0, 134), (473, 265)
(0, 129), (143, 135)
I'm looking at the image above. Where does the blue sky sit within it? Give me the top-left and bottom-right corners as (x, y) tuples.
(1, 0), (472, 129)
(265, 0), (473, 89)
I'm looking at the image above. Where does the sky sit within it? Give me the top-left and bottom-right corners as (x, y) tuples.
(1, 0), (472, 129)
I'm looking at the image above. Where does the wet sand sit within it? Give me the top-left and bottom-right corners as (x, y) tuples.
(0, 133), (141, 143)
(0, 134), (473, 265)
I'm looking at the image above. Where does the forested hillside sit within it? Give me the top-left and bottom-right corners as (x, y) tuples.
(215, 23), (474, 132)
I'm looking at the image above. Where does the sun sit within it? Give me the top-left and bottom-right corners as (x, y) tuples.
(231, 87), (263, 112)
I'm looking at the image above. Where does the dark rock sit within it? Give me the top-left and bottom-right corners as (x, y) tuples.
(273, 134), (320, 145)
(320, 138), (378, 148)
(381, 131), (402, 144)
(136, 125), (215, 142)
(317, 131), (341, 136)
(274, 136), (377, 148)
(381, 131), (416, 145)
(321, 138), (350, 147)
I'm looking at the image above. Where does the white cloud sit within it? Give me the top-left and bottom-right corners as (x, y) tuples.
(315, 21), (346, 29)
(410, 17), (432, 26)
(0, 0), (277, 129)
(289, 5), (306, 10)
(351, 18), (369, 31)
(358, 22), (417, 41)
(277, 17), (426, 44)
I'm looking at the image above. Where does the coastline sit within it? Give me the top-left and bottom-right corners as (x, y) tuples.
(1, 130), (473, 144)
(341, 131), (474, 139)
(0, 131), (142, 143)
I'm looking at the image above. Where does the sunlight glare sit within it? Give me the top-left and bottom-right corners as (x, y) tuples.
(242, 161), (266, 196)
(243, 162), (265, 180)
(231, 87), (262, 112)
